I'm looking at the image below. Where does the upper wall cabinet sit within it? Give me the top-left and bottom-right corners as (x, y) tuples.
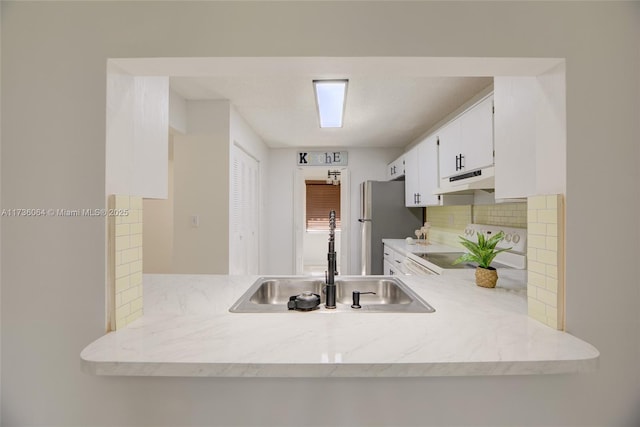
(493, 71), (566, 199)
(405, 135), (440, 207)
(386, 154), (405, 180)
(438, 94), (494, 179)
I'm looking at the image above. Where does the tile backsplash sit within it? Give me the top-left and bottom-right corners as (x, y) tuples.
(526, 194), (564, 330)
(426, 202), (527, 247)
(473, 203), (527, 228)
(108, 195), (143, 331)
(426, 197), (565, 331)
(424, 205), (472, 247)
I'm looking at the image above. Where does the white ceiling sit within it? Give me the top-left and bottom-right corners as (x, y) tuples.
(170, 74), (491, 148)
(113, 57), (562, 149)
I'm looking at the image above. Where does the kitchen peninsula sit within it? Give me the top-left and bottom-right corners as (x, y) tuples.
(81, 272), (598, 377)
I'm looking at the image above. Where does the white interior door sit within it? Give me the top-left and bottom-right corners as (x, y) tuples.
(230, 144), (259, 275)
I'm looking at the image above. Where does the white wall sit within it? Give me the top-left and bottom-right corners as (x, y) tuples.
(168, 89), (187, 135)
(0, 3), (3, 421)
(2, 2), (640, 426)
(172, 100), (230, 274)
(144, 101), (269, 275)
(267, 147), (401, 275)
(105, 65), (169, 199)
(142, 138), (174, 274)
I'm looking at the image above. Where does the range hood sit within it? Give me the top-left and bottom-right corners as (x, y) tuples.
(435, 166), (495, 195)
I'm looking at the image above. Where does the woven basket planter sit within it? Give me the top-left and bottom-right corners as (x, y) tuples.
(475, 267), (498, 288)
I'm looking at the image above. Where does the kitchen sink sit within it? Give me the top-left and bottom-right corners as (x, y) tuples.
(335, 278), (414, 305)
(247, 277), (325, 305)
(229, 276), (435, 313)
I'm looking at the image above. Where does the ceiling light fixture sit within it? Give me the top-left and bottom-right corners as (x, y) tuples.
(313, 79), (348, 128)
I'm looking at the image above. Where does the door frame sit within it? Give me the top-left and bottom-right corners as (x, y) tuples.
(293, 167), (350, 275)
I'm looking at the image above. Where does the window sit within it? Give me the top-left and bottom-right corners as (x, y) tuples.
(305, 180), (341, 231)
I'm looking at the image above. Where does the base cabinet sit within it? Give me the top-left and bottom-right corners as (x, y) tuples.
(383, 244), (406, 275)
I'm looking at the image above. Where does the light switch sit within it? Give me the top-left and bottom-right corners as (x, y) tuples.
(191, 215), (200, 228)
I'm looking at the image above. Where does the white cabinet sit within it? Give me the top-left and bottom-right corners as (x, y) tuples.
(383, 244), (405, 275)
(386, 155), (405, 180)
(404, 135), (440, 207)
(383, 259), (396, 276)
(439, 94), (494, 179)
(404, 145), (420, 206)
(438, 119), (462, 179)
(493, 73), (566, 199)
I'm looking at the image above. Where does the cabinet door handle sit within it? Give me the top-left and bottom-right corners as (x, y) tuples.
(455, 155), (460, 171)
(416, 193), (421, 204)
(459, 154), (465, 170)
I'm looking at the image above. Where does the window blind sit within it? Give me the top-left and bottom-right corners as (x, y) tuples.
(305, 180), (341, 231)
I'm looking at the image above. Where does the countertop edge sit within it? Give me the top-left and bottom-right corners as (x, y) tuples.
(80, 273), (600, 378)
(81, 357), (599, 378)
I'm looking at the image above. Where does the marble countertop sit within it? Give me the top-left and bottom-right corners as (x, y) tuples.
(81, 270), (599, 377)
(382, 238), (462, 256)
(383, 239), (527, 289)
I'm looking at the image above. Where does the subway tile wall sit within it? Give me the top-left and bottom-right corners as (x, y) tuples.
(108, 195), (143, 330)
(425, 205), (472, 247)
(427, 198), (566, 330)
(526, 194), (564, 330)
(426, 203), (527, 247)
(473, 203), (527, 228)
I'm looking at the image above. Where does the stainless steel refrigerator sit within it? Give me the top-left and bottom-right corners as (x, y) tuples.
(359, 180), (423, 275)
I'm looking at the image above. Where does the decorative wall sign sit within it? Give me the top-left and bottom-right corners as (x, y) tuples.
(297, 151), (348, 166)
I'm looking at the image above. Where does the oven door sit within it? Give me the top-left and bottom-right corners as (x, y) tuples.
(404, 257), (438, 276)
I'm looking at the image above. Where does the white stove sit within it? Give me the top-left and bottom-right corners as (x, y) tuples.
(405, 224), (527, 275)
(463, 223), (527, 269)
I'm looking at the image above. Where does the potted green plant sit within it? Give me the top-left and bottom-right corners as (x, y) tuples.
(453, 231), (511, 288)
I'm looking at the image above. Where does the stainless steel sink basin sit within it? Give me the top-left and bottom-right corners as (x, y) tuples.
(335, 278), (413, 305)
(247, 277), (325, 305)
(229, 276), (435, 313)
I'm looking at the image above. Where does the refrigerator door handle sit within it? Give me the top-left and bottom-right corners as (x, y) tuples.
(361, 219), (372, 275)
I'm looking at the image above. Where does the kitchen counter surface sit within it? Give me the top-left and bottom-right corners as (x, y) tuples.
(382, 238), (461, 256)
(383, 238), (527, 288)
(81, 271), (599, 377)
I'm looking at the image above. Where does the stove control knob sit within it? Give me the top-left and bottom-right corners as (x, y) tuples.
(505, 233), (512, 242)
(512, 234), (521, 244)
